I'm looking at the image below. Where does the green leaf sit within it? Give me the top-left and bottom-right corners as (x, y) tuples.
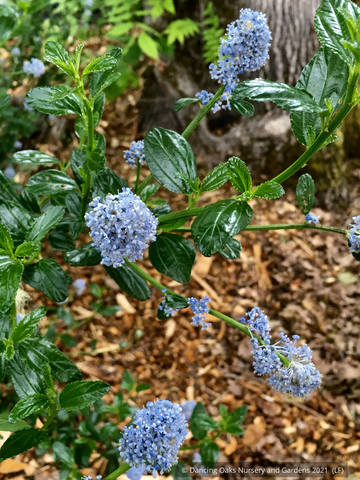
(0, 201), (35, 246)
(93, 167), (127, 195)
(171, 462), (192, 480)
(233, 79), (326, 113)
(224, 424), (244, 435)
(27, 170), (78, 196)
(121, 370), (135, 391)
(49, 230), (76, 252)
(219, 238), (242, 259)
(149, 233), (196, 284)
(93, 93), (106, 128)
(15, 242), (41, 258)
(60, 333), (77, 347)
(314, 0), (357, 65)
(83, 148), (106, 174)
(25, 86), (83, 116)
(0, 222), (14, 256)
(136, 382), (151, 392)
(70, 148), (86, 186)
(90, 72), (121, 98)
(138, 32), (159, 59)
(9, 356), (47, 398)
(20, 189), (41, 214)
(226, 157), (252, 193)
(82, 55), (117, 77)
(65, 191), (81, 218)
(8, 394), (51, 423)
(108, 22), (134, 37)
(191, 200), (253, 257)
(59, 380), (110, 411)
(174, 98), (198, 112)
(0, 94), (11, 114)
(165, 293), (189, 309)
(164, 18), (199, 44)
(89, 48), (122, 98)
(190, 402), (215, 440)
(23, 258), (70, 303)
(65, 242), (102, 267)
(290, 46), (349, 146)
(229, 99), (254, 117)
(44, 41), (75, 77)
(27, 0), (52, 14)
(228, 404), (248, 424)
(0, 412), (30, 432)
(26, 206), (65, 243)
(146, 198), (167, 206)
(0, 428), (48, 462)
(105, 264), (151, 301)
(140, 184), (159, 203)
(0, 4), (17, 43)
(0, 171), (21, 204)
(11, 307), (47, 343)
(12, 150), (59, 165)
(254, 181), (285, 200)
(296, 173), (316, 214)
(53, 441), (74, 467)
(200, 443), (220, 469)
(144, 127), (197, 194)
(0, 258), (23, 315)
(200, 164), (229, 193)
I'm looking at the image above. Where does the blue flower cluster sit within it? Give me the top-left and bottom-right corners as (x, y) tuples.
(127, 466), (144, 480)
(85, 189), (158, 267)
(305, 213), (320, 224)
(180, 400), (196, 420)
(23, 58), (45, 77)
(118, 399), (188, 477)
(204, 8), (271, 111)
(11, 47), (21, 56)
(240, 307), (321, 398)
(348, 216), (360, 254)
(195, 90), (222, 113)
(4, 167), (15, 179)
(72, 278), (86, 295)
(158, 289), (179, 317)
(124, 140), (146, 167)
(188, 295), (211, 329)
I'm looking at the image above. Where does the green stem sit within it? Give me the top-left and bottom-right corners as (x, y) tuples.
(78, 129), (87, 150)
(158, 207), (204, 225)
(182, 85), (225, 139)
(10, 302), (17, 330)
(41, 405), (59, 430)
(134, 159), (141, 194)
(272, 66), (360, 185)
(126, 261), (289, 367)
(85, 99), (95, 153)
(80, 172), (93, 218)
(137, 173), (154, 196)
(102, 463), (131, 480)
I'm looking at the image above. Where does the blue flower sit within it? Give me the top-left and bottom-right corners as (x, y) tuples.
(85, 188), (158, 268)
(180, 400), (196, 420)
(14, 140), (22, 150)
(24, 102), (33, 112)
(118, 399), (188, 477)
(4, 167), (15, 179)
(23, 58), (45, 78)
(348, 216), (360, 254)
(124, 140), (146, 167)
(11, 47), (21, 56)
(72, 278), (86, 295)
(193, 453), (202, 464)
(126, 466), (144, 480)
(16, 313), (24, 324)
(209, 9), (271, 111)
(188, 296), (211, 329)
(158, 288), (179, 317)
(305, 213), (320, 224)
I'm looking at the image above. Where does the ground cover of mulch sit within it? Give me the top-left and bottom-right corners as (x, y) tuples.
(1, 87), (360, 480)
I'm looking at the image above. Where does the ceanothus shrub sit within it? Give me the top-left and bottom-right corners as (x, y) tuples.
(0, 1), (360, 478)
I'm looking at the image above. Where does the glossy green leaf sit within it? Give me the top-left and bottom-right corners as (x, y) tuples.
(138, 32), (159, 59)
(49, 230), (76, 252)
(0, 171), (20, 204)
(9, 394), (50, 423)
(254, 181), (285, 200)
(144, 127), (197, 194)
(290, 46), (349, 145)
(140, 184), (159, 203)
(226, 157), (252, 193)
(15, 241), (41, 258)
(219, 238), (242, 259)
(83, 148), (106, 174)
(26, 206), (64, 242)
(65, 242), (102, 266)
(89, 48), (122, 98)
(174, 97), (198, 112)
(12, 150), (59, 165)
(11, 307), (47, 343)
(190, 402), (215, 440)
(105, 264), (151, 301)
(44, 41), (75, 76)
(23, 258), (70, 302)
(59, 380), (110, 411)
(19, 189), (41, 214)
(0, 222), (14, 256)
(0, 258), (23, 315)
(0, 428), (48, 462)
(224, 424), (244, 434)
(149, 233), (196, 284)
(82, 55), (117, 77)
(296, 173), (316, 214)
(93, 93), (106, 127)
(0, 94), (11, 114)
(65, 191), (81, 218)
(0, 314), (11, 340)
(27, 170), (78, 196)
(121, 370), (135, 391)
(90, 72), (121, 98)
(233, 79), (326, 113)
(228, 405), (248, 424)
(191, 200), (253, 257)
(0, 202), (35, 246)
(25, 86), (83, 116)
(200, 164), (229, 193)
(0, 4), (17, 42)
(165, 293), (189, 309)
(9, 356), (47, 398)
(93, 167), (128, 195)
(229, 99), (254, 117)
(70, 148), (86, 185)
(0, 412), (30, 432)
(53, 441), (74, 467)
(136, 382), (151, 392)
(200, 443), (220, 468)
